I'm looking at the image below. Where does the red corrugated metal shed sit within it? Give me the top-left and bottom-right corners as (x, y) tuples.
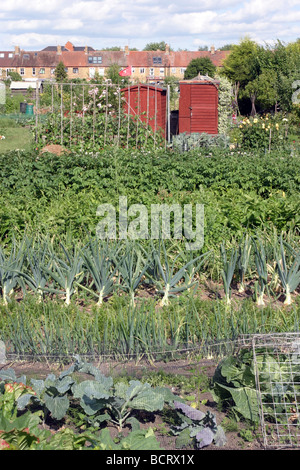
(121, 84), (167, 137)
(179, 75), (219, 135)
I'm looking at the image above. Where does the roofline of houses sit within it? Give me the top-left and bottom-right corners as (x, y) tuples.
(0, 42), (231, 83)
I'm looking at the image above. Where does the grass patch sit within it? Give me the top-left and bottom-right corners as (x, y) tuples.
(0, 126), (33, 153)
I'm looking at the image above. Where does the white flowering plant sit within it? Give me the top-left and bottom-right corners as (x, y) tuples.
(234, 113), (289, 150)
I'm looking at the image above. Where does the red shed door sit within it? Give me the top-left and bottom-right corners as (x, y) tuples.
(190, 84), (218, 134)
(178, 84), (191, 133)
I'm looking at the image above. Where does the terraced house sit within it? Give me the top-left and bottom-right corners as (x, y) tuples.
(0, 42), (230, 83)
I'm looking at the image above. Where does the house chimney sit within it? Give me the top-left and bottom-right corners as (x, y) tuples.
(124, 45), (129, 55)
(84, 45), (88, 54)
(165, 44), (170, 54)
(65, 41), (74, 52)
(14, 45), (20, 56)
(210, 45), (215, 55)
(57, 45), (62, 55)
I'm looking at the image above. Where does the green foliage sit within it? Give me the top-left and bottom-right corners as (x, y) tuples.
(236, 114), (289, 150)
(216, 74), (234, 135)
(149, 240), (208, 306)
(172, 132), (230, 151)
(1, 356), (177, 435)
(211, 348), (300, 423)
(184, 57), (216, 79)
(211, 351), (260, 422)
(222, 37), (300, 113)
(69, 357), (177, 430)
(220, 244), (238, 305)
(106, 63), (130, 86)
(54, 61), (68, 82)
(7, 71), (22, 81)
(221, 37), (258, 89)
(275, 235), (300, 305)
(143, 41), (169, 51)
(96, 427), (162, 450)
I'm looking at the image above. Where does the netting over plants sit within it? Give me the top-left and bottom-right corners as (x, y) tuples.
(252, 333), (300, 449)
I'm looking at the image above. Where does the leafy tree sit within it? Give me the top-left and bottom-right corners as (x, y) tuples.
(254, 40), (300, 113)
(219, 44), (235, 51)
(143, 41), (170, 51)
(184, 57), (216, 79)
(221, 37), (258, 113)
(100, 46), (122, 51)
(7, 71), (22, 81)
(197, 45), (209, 51)
(54, 61), (67, 82)
(257, 70), (278, 112)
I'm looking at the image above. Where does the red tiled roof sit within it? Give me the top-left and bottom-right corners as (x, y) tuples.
(61, 51), (87, 67)
(126, 51), (169, 67)
(0, 46), (231, 71)
(0, 51), (59, 68)
(169, 50), (230, 68)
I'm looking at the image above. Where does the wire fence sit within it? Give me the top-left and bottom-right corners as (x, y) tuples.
(0, 80), (176, 149)
(252, 333), (300, 449)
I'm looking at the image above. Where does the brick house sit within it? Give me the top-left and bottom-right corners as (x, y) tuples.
(0, 42), (230, 83)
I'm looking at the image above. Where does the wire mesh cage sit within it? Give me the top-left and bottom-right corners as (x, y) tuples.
(252, 333), (300, 449)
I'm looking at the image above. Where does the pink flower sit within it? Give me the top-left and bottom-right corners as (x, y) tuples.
(0, 439), (10, 449)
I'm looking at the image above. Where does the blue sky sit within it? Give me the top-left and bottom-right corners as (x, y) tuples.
(0, 0), (300, 51)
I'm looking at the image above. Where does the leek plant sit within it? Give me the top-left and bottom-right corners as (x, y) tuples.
(220, 244), (237, 306)
(0, 237), (25, 305)
(80, 240), (117, 307)
(237, 234), (252, 293)
(42, 243), (84, 305)
(275, 235), (300, 305)
(150, 240), (207, 306)
(14, 238), (51, 302)
(115, 242), (150, 306)
(253, 238), (268, 306)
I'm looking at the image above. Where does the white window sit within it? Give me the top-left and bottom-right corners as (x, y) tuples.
(172, 67), (176, 74)
(8, 53), (13, 58)
(180, 68), (186, 74)
(73, 68), (79, 74)
(139, 68), (145, 74)
(51, 68), (55, 75)
(88, 56), (102, 64)
(39, 68), (45, 74)
(0, 53), (4, 58)
(131, 67), (135, 73)
(98, 68), (105, 76)
(32, 68), (36, 76)
(20, 68), (25, 75)
(89, 67), (95, 78)
(149, 68), (154, 76)
(160, 68), (164, 75)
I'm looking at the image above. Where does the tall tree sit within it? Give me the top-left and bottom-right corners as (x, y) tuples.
(221, 37), (258, 113)
(54, 61), (67, 82)
(184, 57), (216, 79)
